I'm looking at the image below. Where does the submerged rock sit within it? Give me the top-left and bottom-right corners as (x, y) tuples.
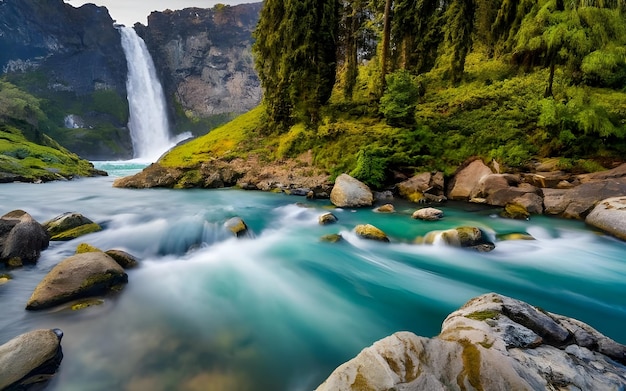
(320, 234), (343, 243)
(43, 212), (102, 241)
(0, 210), (49, 267)
(421, 226), (495, 252)
(315, 293), (626, 391)
(318, 212), (338, 225)
(26, 252), (128, 310)
(374, 204), (395, 213)
(330, 174), (373, 208)
(224, 217), (249, 238)
(586, 196), (626, 241)
(354, 224), (389, 242)
(0, 329), (64, 390)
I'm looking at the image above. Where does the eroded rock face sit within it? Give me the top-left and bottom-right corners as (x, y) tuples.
(0, 210), (49, 267)
(448, 159), (493, 200)
(26, 252), (128, 310)
(330, 174), (373, 208)
(585, 196), (626, 240)
(315, 293), (626, 391)
(135, 4), (262, 124)
(0, 329), (64, 390)
(396, 171), (445, 203)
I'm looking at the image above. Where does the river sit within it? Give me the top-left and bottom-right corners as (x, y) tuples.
(1, 163), (625, 391)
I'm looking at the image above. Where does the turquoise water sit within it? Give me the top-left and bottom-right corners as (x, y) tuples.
(0, 170), (625, 390)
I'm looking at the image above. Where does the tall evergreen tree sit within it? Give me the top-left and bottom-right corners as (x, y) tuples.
(253, 0), (340, 129)
(442, 0), (476, 83)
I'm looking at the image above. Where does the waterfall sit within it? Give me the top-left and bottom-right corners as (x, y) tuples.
(119, 26), (176, 161)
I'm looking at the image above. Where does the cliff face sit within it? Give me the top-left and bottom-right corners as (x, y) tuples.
(135, 3), (262, 127)
(0, 0), (127, 96)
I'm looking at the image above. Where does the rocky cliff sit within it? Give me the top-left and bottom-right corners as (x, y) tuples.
(135, 3), (262, 132)
(0, 0), (132, 160)
(0, 0), (126, 95)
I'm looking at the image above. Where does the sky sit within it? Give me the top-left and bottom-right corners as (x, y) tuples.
(64, 1), (250, 26)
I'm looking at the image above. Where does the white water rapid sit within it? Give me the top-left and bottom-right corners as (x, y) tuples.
(119, 26), (185, 161)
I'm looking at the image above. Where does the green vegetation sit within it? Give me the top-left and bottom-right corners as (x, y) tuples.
(156, 0), (626, 189)
(0, 80), (101, 181)
(465, 310), (500, 321)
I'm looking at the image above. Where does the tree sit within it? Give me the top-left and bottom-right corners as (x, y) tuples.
(442, 0), (476, 84)
(253, 0), (341, 129)
(513, 0), (626, 96)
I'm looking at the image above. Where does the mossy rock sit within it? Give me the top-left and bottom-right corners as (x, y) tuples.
(70, 298), (105, 311)
(501, 203), (530, 220)
(496, 232), (535, 241)
(318, 212), (338, 225)
(0, 273), (12, 285)
(105, 249), (139, 269)
(76, 243), (102, 254)
(374, 204), (395, 213)
(50, 223), (102, 241)
(224, 217), (249, 238)
(354, 224), (390, 242)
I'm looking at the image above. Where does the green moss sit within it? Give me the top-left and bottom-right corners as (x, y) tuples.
(465, 310), (500, 321)
(80, 272), (117, 290)
(71, 298), (104, 311)
(501, 204), (530, 220)
(51, 223), (102, 241)
(457, 338), (484, 391)
(320, 233), (342, 243)
(75, 243), (103, 254)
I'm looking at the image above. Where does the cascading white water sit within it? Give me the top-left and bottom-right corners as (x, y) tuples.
(119, 26), (176, 161)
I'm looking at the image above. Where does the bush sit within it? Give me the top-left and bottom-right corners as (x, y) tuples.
(379, 70), (421, 127)
(349, 147), (387, 189)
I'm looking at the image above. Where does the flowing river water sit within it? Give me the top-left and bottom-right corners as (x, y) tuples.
(1, 163), (625, 390)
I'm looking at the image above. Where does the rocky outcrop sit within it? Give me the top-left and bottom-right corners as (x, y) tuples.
(224, 217), (249, 238)
(330, 174), (374, 208)
(315, 293), (626, 391)
(26, 252), (128, 310)
(0, 0), (126, 95)
(135, 3), (262, 126)
(43, 212), (102, 241)
(0, 328), (64, 390)
(396, 171), (445, 203)
(585, 196), (626, 240)
(0, 210), (49, 267)
(448, 159), (493, 200)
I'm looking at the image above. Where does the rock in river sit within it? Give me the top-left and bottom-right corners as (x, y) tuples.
(0, 329), (64, 390)
(330, 174), (373, 208)
(0, 210), (49, 267)
(26, 252), (128, 310)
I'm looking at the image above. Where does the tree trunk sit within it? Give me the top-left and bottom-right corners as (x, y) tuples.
(544, 61), (555, 98)
(380, 0), (392, 94)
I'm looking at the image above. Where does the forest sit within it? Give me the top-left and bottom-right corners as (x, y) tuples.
(242, 0), (626, 186)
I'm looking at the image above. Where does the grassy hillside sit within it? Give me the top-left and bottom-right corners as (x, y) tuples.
(157, 51), (625, 189)
(0, 81), (102, 182)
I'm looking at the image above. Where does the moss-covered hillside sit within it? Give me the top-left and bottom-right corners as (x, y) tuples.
(157, 50), (626, 189)
(0, 81), (104, 182)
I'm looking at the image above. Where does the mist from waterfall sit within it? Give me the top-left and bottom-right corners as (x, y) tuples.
(119, 26), (186, 161)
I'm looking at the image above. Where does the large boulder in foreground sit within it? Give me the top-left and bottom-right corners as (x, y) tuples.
(0, 329), (64, 390)
(0, 210), (49, 267)
(330, 174), (373, 208)
(586, 197), (626, 241)
(43, 212), (102, 241)
(26, 252), (128, 310)
(315, 293), (626, 391)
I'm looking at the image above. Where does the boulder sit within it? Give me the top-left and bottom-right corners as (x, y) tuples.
(374, 204), (395, 213)
(422, 226), (495, 252)
(0, 210), (49, 267)
(585, 197), (626, 241)
(543, 178), (626, 219)
(318, 212), (338, 225)
(105, 249), (140, 269)
(501, 203), (530, 220)
(26, 252), (128, 310)
(330, 174), (373, 208)
(354, 224), (389, 242)
(315, 293), (626, 391)
(412, 207), (444, 221)
(0, 329), (64, 390)
(43, 212), (102, 241)
(0, 273), (11, 285)
(447, 159), (493, 200)
(396, 171), (445, 203)
(224, 217), (249, 238)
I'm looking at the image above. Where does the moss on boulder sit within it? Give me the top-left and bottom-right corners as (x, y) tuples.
(355, 224), (390, 242)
